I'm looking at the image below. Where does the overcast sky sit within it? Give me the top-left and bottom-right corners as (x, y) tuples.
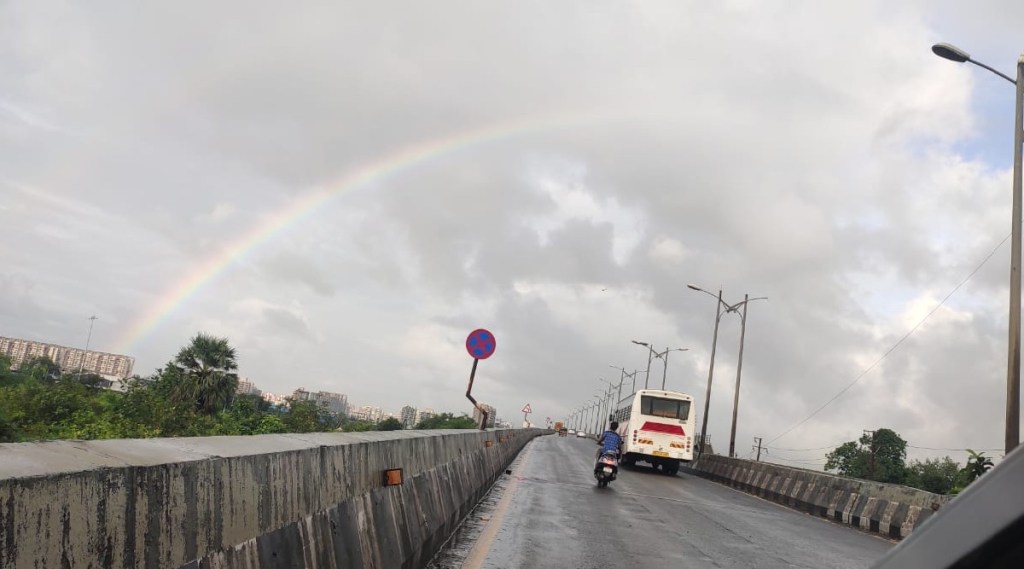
(2, 0), (1022, 467)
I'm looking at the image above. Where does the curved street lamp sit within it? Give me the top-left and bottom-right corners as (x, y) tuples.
(653, 347), (688, 391)
(689, 284), (767, 458)
(631, 340), (656, 389)
(933, 42), (1023, 455)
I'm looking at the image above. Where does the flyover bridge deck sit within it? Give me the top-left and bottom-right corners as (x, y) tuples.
(453, 434), (893, 569)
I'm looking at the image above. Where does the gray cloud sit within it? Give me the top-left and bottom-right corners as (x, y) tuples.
(1, 0), (1020, 466)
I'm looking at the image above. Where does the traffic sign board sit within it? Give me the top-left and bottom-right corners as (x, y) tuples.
(465, 329), (497, 359)
(521, 404), (532, 414)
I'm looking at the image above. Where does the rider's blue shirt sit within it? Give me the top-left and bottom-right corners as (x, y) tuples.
(599, 431), (622, 454)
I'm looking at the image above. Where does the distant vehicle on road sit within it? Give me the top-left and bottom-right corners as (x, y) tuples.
(568, 429), (576, 435)
(576, 430), (586, 438)
(554, 421), (566, 436)
(613, 389), (694, 475)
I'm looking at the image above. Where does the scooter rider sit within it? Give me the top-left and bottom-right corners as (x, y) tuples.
(596, 421), (622, 460)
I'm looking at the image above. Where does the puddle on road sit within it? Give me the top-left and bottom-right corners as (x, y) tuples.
(425, 449), (528, 568)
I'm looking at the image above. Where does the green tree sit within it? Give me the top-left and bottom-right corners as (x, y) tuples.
(0, 413), (15, 442)
(255, 414), (288, 434)
(376, 417), (403, 431)
(224, 393), (276, 435)
(111, 370), (205, 437)
(170, 333), (239, 414)
(341, 420), (376, 432)
(962, 449), (994, 483)
(21, 356), (61, 382)
(904, 457), (961, 494)
(0, 354), (13, 379)
(282, 399), (321, 433)
(66, 372), (106, 389)
(824, 441), (867, 478)
(414, 412), (477, 430)
(825, 428), (907, 483)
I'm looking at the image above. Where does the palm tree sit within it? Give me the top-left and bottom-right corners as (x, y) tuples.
(172, 333), (239, 414)
(962, 449), (995, 483)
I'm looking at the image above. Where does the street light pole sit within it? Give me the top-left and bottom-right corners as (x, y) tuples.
(1011, 53), (1023, 454)
(728, 295), (749, 458)
(656, 347), (688, 390)
(689, 285), (724, 457)
(609, 365), (631, 395)
(932, 43), (1024, 454)
(632, 341), (655, 390)
(77, 315), (98, 380)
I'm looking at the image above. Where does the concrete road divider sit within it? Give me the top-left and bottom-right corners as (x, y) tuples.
(684, 454), (952, 539)
(0, 429), (545, 568)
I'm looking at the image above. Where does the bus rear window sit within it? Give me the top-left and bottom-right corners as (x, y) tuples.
(641, 396), (691, 420)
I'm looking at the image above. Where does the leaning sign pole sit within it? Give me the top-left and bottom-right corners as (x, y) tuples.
(464, 328), (497, 430)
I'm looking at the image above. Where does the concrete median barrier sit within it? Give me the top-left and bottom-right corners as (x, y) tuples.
(683, 454), (952, 540)
(0, 428), (544, 568)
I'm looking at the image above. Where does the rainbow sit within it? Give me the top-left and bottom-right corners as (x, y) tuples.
(113, 111), (611, 353)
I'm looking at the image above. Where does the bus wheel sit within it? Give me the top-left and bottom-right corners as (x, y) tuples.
(664, 461), (679, 476)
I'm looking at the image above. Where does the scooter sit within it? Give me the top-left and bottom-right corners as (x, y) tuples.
(594, 451), (619, 488)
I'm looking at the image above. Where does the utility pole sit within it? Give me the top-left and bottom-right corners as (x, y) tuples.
(728, 295), (749, 458)
(864, 429), (877, 481)
(753, 437), (763, 461)
(78, 315), (98, 380)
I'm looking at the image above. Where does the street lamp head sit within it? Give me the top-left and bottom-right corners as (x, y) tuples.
(631, 340), (649, 346)
(686, 284), (703, 291)
(932, 43), (970, 63)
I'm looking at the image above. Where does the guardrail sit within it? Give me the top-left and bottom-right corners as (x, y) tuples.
(684, 454), (951, 539)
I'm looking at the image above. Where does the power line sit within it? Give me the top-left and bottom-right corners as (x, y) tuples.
(765, 442), (849, 452)
(908, 445), (1003, 452)
(765, 453), (828, 465)
(768, 454), (828, 463)
(767, 231), (1012, 446)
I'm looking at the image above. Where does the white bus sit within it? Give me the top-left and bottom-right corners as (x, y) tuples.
(611, 389), (695, 475)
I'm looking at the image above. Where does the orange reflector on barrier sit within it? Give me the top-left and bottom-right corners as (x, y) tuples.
(384, 469), (403, 486)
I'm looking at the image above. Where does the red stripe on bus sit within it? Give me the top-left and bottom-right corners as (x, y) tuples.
(639, 422), (685, 436)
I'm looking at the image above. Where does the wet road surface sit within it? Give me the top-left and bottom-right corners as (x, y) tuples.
(443, 434), (894, 569)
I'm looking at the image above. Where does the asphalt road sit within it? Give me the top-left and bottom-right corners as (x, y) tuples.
(455, 434), (894, 569)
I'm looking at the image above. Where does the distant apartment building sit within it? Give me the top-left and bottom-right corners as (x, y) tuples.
(236, 377), (261, 396)
(261, 392), (289, 407)
(291, 388), (348, 415)
(0, 336), (134, 380)
(472, 403), (497, 428)
(349, 405), (385, 423)
(400, 405), (418, 429)
(416, 408), (435, 425)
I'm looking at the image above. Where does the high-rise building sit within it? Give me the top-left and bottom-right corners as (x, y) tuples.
(400, 405), (418, 429)
(349, 405), (385, 423)
(292, 388), (348, 415)
(261, 392), (289, 407)
(0, 336), (134, 380)
(236, 377), (261, 396)
(472, 403), (496, 428)
(416, 408), (435, 425)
